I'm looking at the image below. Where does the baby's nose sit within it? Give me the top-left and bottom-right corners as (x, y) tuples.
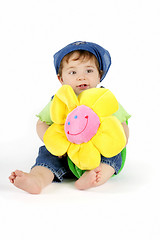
(77, 74), (85, 80)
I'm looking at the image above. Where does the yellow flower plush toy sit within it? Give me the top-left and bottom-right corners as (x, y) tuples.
(43, 85), (126, 172)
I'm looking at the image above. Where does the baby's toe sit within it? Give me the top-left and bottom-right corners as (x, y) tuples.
(96, 176), (101, 182)
(9, 175), (15, 183)
(95, 166), (101, 173)
(14, 170), (24, 177)
(9, 174), (15, 180)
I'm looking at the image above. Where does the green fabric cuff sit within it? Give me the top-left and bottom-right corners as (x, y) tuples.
(112, 103), (131, 123)
(36, 100), (53, 126)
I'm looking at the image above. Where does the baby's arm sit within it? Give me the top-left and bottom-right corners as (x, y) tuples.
(36, 119), (50, 142)
(121, 122), (129, 145)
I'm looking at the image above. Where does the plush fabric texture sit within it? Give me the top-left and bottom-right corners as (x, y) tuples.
(65, 105), (100, 144)
(43, 85), (126, 170)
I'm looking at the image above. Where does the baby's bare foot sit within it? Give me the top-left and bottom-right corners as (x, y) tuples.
(75, 166), (102, 190)
(9, 170), (42, 194)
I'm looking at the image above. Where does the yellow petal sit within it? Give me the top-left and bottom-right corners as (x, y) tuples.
(92, 116), (126, 157)
(79, 88), (119, 117)
(50, 95), (69, 124)
(92, 90), (119, 117)
(56, 85), (79, 112)
(43, 123), (70, 156)
(50, 85), (79, 124)
(67, 141), (101, 170)
(78, 87), (107, 107)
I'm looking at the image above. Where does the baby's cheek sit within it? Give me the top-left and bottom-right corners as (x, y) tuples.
(64, 105), (100, 144)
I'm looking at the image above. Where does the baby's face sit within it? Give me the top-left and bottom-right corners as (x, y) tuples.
(59, 52), (101, 95)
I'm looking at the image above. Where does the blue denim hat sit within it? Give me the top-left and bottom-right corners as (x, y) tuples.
(53, 41), (111, 82)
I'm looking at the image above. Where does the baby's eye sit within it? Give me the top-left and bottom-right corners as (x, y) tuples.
(86, 69), (93, 73)
(69, 71), (76, 75)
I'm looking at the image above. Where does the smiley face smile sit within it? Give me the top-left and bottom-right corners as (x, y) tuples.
(67, 116), (88, 135)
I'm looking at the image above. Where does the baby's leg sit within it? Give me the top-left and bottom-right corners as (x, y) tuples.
(9, 166), (54, 194)
(75, 163), (115, 190)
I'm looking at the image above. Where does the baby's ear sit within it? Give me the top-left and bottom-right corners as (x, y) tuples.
(57, 74), (63, 84)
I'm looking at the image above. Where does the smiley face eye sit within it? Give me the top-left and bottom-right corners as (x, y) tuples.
(68, 122), (70, 125)
(74, 115), (78, 119)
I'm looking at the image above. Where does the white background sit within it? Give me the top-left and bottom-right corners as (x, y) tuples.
(0, 0), (160, 239)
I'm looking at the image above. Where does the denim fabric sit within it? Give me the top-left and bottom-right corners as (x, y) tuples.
(32, 146), (122, 182)
(31, 146), (75, 182)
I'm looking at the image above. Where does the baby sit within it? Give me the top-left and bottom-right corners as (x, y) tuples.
(9, 41), (130, 194)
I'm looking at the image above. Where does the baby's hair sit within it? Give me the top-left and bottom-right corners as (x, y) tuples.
(58, 50), (103, 77)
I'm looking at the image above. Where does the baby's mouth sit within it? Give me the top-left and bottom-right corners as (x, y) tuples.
(77, 84), (88, 88)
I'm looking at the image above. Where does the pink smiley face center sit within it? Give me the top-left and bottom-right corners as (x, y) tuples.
(64, 105), (100, 144)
